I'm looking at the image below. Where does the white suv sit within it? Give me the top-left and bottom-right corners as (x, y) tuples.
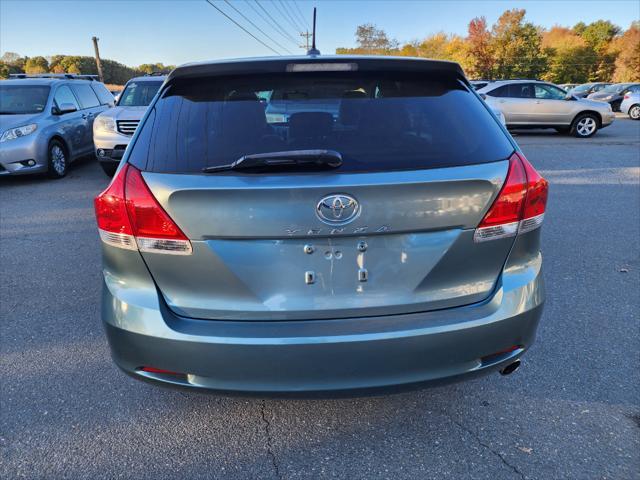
(93, 74), (166, 175)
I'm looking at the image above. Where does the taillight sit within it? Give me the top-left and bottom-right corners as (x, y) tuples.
(474, 152), (548, 242)
(624, 94), (630, 99)
(94, 164), (192, 254)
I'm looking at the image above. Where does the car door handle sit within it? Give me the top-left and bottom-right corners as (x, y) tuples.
(535, 100), (542, 104)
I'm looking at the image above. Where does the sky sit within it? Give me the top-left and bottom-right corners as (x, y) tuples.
(1, 0), (639, 67)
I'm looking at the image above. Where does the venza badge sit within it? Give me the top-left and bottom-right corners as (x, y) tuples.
(316, 194), (360, 225)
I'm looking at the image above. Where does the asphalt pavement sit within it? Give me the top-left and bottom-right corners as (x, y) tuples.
(1, 118), (639, 479)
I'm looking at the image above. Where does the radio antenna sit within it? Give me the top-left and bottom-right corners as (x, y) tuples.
(307, 7), (320, 55)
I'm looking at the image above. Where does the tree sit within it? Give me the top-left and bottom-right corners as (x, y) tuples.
(416, 32), (450, 59)
(137, 63), (175, 75)
(0, 62), (9, 79)
(467, 16), (494, 79)
(355, 23), (393, 52)
(578, 20), (620, 51)
(1, 52), (21, 63)
(541, 27), (594, 83)
(24, 56), (49, 74)
(574, 20), (621, 80)
(490, 9), (547, 79)
(611, 21), (640, 82)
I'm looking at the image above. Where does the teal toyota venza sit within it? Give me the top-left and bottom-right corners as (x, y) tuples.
(95, 56), (548, 394)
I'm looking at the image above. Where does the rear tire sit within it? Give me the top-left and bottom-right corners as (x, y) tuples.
(100, 162), (118, 177)
(47, 139), (68, 178)
(629, 104), (640, 120)
(570, 113), (599, 138)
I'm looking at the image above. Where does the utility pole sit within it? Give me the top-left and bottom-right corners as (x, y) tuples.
(300, 31), (312, 51)
(92, 36), (104, 82)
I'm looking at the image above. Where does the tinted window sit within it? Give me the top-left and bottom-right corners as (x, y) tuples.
(487, 85), (508, 97)
(71, 84), (100, 109)
(509, 84), (534, 98)
(53, 85), (79, 110)
(91, 83), (115, 106)
(130, 73), (513, 174)
(118, 80), (162, 107)
(0, 85), (50, 114)
(487, 84), (533, 98)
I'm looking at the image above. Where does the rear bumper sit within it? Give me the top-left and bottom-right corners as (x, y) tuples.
(102, 249), (544, 394)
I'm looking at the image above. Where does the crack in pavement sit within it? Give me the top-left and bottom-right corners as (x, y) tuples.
(260, 400), (283, 480)
(446, 414), (525, 480)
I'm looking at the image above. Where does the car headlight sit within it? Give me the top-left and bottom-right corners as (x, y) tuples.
(94, 116), (116, 133)
(0, 124), (37, 143)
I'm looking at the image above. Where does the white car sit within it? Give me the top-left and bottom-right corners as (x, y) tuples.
(491, 106), (506, 126)
(93, 75), (166, 175)
(620, 92), (640, 120)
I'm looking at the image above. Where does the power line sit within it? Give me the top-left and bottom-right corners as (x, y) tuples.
(222, 0), (294, 54)
(292, 0), (311, 31)
(204, 0), (282, 55)
(271, 0), (303, 34)
(254, 1), (301, 47)
(248, 0), (300, 48)
(279, 0), (306, 33)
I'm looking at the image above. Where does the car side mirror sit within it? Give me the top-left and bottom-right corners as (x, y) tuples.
(479, 93), (487, 100)
(564, 94), (576, 101)
(54, 103), (78, 115)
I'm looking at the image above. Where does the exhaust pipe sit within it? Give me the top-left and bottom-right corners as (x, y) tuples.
(499, 360), (521, 376)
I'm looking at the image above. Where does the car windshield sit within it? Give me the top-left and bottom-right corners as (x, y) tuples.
(571, 84), (594, 92)
(130, 72), (514, 174)
(601, 84), (627, 93)
(117, 80), (163, 107)
(0, 85), (50, 114)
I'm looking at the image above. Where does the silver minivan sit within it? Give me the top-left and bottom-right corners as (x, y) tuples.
(95, 56), (548, 394)
(0, 74), (113, 177)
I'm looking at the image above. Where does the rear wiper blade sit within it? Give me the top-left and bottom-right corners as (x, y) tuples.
(202, 149), (342, 173)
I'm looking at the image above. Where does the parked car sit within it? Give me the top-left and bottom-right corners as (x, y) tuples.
(568, 82), (611, 98)
(586, 83), (640, 111)
(94, 56), (548, 394)
(559, 83), (579, 91)
(470, 80), (491, 90)
(93, 74), (166, 175)
(620, 91), (640, 120)
(478, 79), (615, 137)
(0, 74), (113, 177)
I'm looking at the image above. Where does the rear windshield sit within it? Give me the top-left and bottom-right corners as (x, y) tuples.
(130, 72), (513, 174)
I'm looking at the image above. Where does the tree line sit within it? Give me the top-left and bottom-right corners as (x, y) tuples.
(336, 9), (640, 83)
(0, 52), (174, 85)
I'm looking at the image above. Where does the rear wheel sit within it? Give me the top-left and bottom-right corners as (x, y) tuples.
(47, 139), (68, 178)
(629, 104), (640, 120)
(100, 162), (118, 177)
(570, 113), (598, 138)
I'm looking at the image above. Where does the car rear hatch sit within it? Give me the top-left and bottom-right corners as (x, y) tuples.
(117, 59), (518, 321)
